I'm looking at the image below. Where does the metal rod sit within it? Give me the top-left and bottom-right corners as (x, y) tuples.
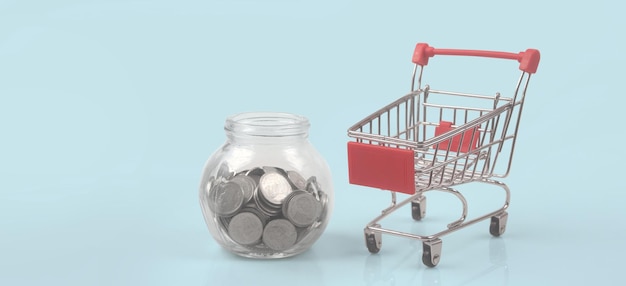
(424, 102), (494, 113)
(427, 89), (512, 101)
(365, 179), (510, 241)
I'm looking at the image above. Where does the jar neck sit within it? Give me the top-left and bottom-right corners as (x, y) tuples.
(224, 112), (310, 144)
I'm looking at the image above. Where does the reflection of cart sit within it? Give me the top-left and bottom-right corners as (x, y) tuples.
(347, 43), (540, 267)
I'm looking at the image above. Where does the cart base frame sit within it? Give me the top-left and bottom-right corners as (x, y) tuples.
(363, 178), (510, 267)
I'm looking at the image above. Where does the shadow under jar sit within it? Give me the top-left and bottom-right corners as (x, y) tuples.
(199, 112), (334, 258)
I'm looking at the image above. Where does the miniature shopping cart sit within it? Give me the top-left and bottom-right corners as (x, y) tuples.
(347, 43), (540, 267)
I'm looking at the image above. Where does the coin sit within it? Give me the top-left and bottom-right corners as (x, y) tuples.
(212, 181), (245, 216)
(259, 172), (293, 205)
(247, 167), (265, 176)
(239, 206), (269, 226)
(283, 191), (322, 228)
(306, 176), (321, 200)
(281, 190), (304, 216)
(217, 163), (233, 179)
(204, 176), (216, 193)
(262, 166), (287, 177)
(200, 176), (215, 208)
(253, 185), (282, 217)
(205, 165), (328, 250)
(262, 166), (278, 173)
(287, 170), (307, 190)
(246, 167), (265, 184)
(315, 190), (328, 224)
(262, 219), (298, 251)
(229, 175), (256, 204)
(218, 216), (232, 230)
(228, 212), (264, 245)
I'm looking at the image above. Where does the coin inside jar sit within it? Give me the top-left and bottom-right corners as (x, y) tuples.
(259, 172), (293, 205)
(207, 166), (327, 253)
(228, 211), (264, 245)
(306, 176), (322, 200)
(217, 162), (233, 179)
(229, 175), (256, 204)
(262, 219), (298, 251)
(287, 170), (307, 190)
(200, 176), (215, 207)
(212, 181), (245, 216)
(283, 191), (322, 228)
(218, 216), (232, 230)
(253, 187), (283, 217)
(246, 167), (265, 184)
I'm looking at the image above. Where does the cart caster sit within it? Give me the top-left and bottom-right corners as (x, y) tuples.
(411, 196), (427, 221)
(365, 224), (382, 254)
(489, 211), (508, 237)
(422, 239), (442, 267)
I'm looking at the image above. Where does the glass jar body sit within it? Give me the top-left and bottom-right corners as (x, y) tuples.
(199, 112), (333, 258)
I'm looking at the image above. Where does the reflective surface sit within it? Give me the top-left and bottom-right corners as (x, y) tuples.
(1, 0), (624, 285)
(199, 112), (333, 258)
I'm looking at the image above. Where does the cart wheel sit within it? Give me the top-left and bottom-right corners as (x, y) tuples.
(411, 196), (427, 221)
(364, 224), (382, 254)
(422, 239), (442, 267)
(489, 211), (509, 237)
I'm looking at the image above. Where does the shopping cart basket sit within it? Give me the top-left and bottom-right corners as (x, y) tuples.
(347, 43), (540, 267)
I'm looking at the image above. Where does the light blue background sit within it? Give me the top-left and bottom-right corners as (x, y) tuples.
(1, 0), (624, 285)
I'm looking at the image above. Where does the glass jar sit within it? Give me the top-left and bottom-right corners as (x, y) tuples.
(199, 112), (333, 258)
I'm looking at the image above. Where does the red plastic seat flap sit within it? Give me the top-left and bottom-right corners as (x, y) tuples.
(347, 141), (415, 195)
(433, 121), (480, 153)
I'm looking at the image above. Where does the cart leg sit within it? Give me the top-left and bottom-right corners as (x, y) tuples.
(422, 239), (442, 267)
(365, 224), (382, 254)
(489, 211), (508, 237)
(411, 195), (427, 221)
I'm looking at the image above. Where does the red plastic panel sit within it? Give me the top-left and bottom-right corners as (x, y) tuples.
(347, 141), (415, 194)
(434, 121), (480, 153)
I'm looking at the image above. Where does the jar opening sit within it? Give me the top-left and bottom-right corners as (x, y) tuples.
(225, 112), (310, 138)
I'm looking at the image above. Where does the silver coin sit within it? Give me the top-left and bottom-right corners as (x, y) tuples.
(281, 190), (307, 217)
(218, 216), (232, 230)
(228, 212), (264, 245)
(246, 167), (265, 177)
(244, 200), (258, 210)
(204, 176), (216, 194)
(213, 182), (245, 216)
(262, 166), (285, 175)
(262, 219), (298, 251)
(259, 172), (293, 205)
(229, 175), (256, 204)
(245, 167), (264, 184)
(252, 186), (282, 217)
(239, 206), (269, 226)
(200, 176), (216, 207)
(262, 166), (277, 173)
(217, 163), (233, 179)
(313, 190), (329, 227)
(287, 171), (307, 190)
(305, 176), (321, 200)
(317, 190), (328, 212)
(284, 191), (322, 227)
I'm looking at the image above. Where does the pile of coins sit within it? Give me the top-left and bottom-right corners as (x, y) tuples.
(202, 165), (327, 252)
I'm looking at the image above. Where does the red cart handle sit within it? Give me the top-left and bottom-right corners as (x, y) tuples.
(412, 43), (540, 74)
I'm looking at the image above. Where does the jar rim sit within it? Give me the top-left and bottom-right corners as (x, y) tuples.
(225, 112), (310, 137)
